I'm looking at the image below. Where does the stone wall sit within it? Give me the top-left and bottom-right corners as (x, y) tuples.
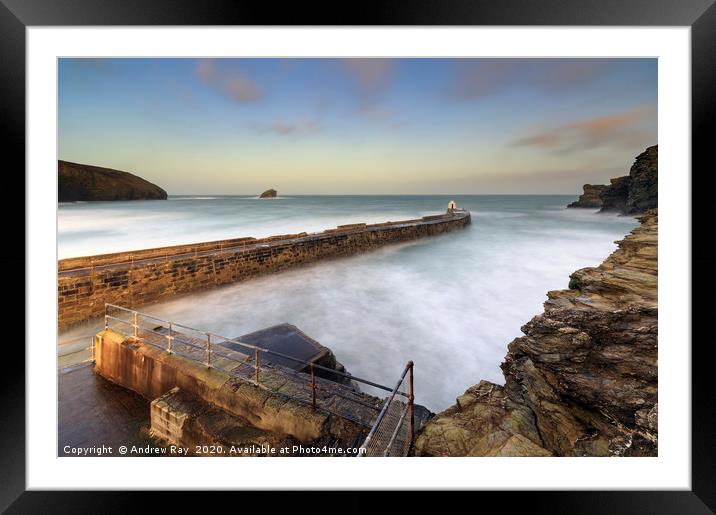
(150, 387), (302, 456)
(95, 329), (337, 442)
(58, 211), (471, 330)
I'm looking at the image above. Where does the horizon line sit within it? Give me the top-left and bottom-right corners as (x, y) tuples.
(165, 193), (581, 197)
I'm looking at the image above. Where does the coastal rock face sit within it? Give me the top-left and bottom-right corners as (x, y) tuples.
(599, 176), (631, 212)
(58, 160), (167, 202)
(414, 380), (552, 456)
(598, 145), (658, 214)
(568, 184), (609, 208)
(625, 145), (658, 214)
(414, 210), (658, 457)
(259, 189), (277, 198)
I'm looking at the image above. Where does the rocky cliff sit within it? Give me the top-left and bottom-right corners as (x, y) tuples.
(568, 184), (609, 208)
(414, 210), (658, 457)
(58, 160), (168, 202)
(599, 145), (658, 214)
(624, 145), (658, 214)
(259, 189), (277, 198)
(599, 176), (632, 212)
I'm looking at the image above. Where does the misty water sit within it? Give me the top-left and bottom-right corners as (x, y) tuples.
(58, 195), (638, 411)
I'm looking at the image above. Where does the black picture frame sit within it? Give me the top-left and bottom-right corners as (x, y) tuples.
(4, 0), (714, 511)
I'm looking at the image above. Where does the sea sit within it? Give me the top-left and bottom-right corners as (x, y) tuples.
(58, 195), (638, 411)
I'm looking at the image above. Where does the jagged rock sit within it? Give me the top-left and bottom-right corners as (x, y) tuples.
(413, 381), (551, 456)
(565, 145), (658, 214)
(259, 189), (277, 198)
(568, 184), (608, 208)
(415, 210), (658, 457)
(599, 176), (631, 212)
(598, 145), (658, 214)
(625, 145), (658, 214)
(58, 160), (167, 202)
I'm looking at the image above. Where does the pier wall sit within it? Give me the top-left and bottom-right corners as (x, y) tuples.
(58, 211), (470, 329)
(94, 329), (333, 442)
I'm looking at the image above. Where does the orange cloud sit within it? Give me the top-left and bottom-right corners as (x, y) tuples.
(566, 108), (648, 143)
(512, 106), (656, 152)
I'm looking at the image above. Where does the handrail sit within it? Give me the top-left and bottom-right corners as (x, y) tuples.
(102, 302), (417, 456)
(383, 402), (411, 456)
(103, 302), (408, 397)
(357, 361), (413, 457)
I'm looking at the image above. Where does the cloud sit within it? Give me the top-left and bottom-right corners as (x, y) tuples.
(196, 59), (263, 103)
(451, 60), (521, 100)
(511, 133), (562, 148)
(335, 58), (396, 107)
(511, 105), (656, 153)
(251, 118), (321, 136)
(566, 108), (649, 144)
(339, 59), (394, 92)
(450, 58), (613, 101)
(540, 59), (608, 92)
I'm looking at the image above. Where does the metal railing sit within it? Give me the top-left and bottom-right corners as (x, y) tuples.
(101, 303), (416, 455)
(358, 361), (414, 457)
(58, 333), (97, 367)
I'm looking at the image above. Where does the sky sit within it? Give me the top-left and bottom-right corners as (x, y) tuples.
(58, 58), (657, 195)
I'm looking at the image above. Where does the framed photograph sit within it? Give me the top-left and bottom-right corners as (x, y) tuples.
(6, 0), (714, 511)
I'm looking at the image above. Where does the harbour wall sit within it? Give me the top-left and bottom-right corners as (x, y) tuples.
(58, 210), (471, 330)
(94, 329), (345, 443)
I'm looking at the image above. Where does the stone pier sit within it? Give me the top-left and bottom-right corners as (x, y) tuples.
(94, 328), (385, 446)
(58, 210), (471, 330)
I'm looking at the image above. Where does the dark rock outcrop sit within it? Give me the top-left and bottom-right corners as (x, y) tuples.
(259, 189), (277, 198)
(599, 176), (632, 212)
(598, 145), (658, 214)
(625, 145), (658, 214)
(224, 323), (358, 390)
(568, 184), (609, 208)
(415, 210), (658, 457)
(58, 160), (167, 202)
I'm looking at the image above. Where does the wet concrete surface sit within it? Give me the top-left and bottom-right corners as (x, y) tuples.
(58, 363), (155, 457)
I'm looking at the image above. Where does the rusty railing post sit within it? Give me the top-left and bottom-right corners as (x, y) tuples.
(255, 349), (260, 385)
(206, 332), (212, 368)
(167, 322), (173, 353)
(133, 310), (138, 340)
(310, 362), (317, 410)
(104, 304), (108, 331)
(408, 361), (415, 446)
